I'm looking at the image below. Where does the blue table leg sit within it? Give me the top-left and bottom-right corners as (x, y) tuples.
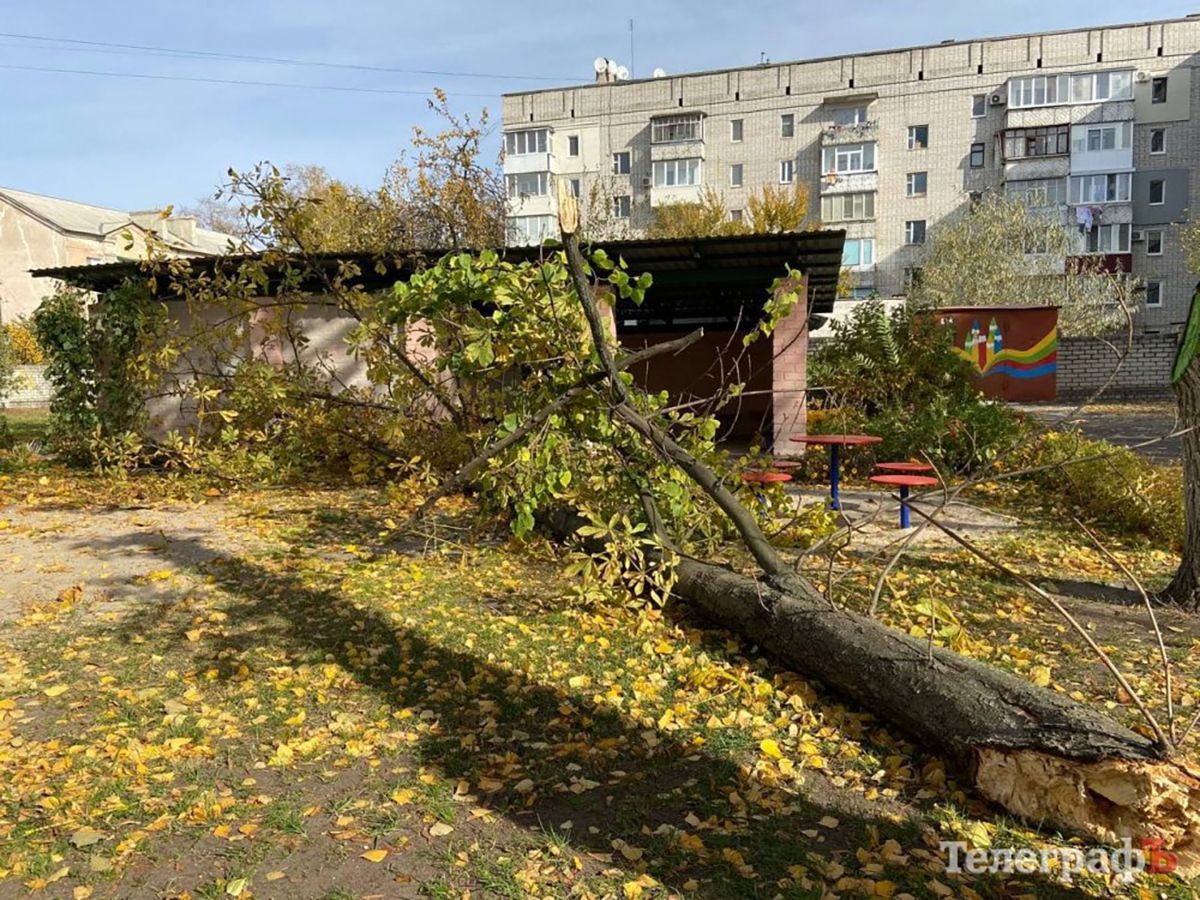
(829, 444), (841, 510)
(899, 484), (911, 528)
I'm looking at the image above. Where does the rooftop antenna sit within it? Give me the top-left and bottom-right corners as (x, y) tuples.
(629, 19), (635, 79)
(759, 51), (770, 64)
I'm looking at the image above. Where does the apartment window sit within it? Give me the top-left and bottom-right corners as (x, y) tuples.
(506, 171), (550, 198)
(730, 119), (744, 142)
(1150, 128), (1166, 155)
(652, 157), (701, 187)
(969, 142), (986, 168)
(971, 94), (987, 117)
(1006, 178), (1067, 207)
(569, 178), (581, 198)
(1146, 280), (1163, 307)
(1008, 70), (1133, 108)
(1069, 172), (1131, 204)
(504, 129), (549, 156)
(567, 135), (580, 157)
(820, 192), (875, 221)
(842, 238), (875, 269)
(1146, 229), (1163, 255)
(780, 113), (795, 138)
(507, 215), (557, 245)
(905, 219), (927, 245)
(730, 164), (744, 188)
(1082, 223), (1131, 253)
(1149, 178), (1165, 205)
(779, 160), (795, 183)
(822, 142), (876, 173)
(651, 113), (703, 143)
(907, 125), (929, 150)
(612, 151), (631, 175)
(830, 105), (869, 125)
(1071, 121), (1132, 154)
(730, 208), (743, 223)
(1152, 77), (1168, 104)
(906, 172), (928, 197)
(613, 195), (631, 219)
(1002, 125), (1069, 160)
(903, 266), (923, 291)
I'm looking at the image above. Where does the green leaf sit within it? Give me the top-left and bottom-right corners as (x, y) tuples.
(1172, 285), (1200, 383)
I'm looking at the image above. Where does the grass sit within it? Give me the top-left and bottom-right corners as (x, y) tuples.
(0, 468), (1196, 897)
(1, 406), (49, 444)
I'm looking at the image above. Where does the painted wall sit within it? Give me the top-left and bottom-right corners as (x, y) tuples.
(1132, 168), (1189, 224)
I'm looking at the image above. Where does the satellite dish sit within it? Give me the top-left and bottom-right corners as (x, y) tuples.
(652, 67), (667, 78)
(606, 58), (619, 75)
(593, 56), (609, 74)
(616, 65), (630, 80)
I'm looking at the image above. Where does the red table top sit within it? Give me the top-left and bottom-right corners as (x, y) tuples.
(747, 459), (804, 470)
(875, 461), (935, 474)
(742, 471), (793, 484)
(790, 434), (882, 447)
(868, 474), (939, 487)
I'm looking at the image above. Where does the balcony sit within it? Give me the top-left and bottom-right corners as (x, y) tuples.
(821, 121), (879, 145)
(504, 152), (555, 176)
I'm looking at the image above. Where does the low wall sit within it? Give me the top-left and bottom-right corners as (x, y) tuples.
(1057, 335), (1176, 399)
(1, 364), (51, 408)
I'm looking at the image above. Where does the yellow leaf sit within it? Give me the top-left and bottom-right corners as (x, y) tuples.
(226, 876), (247, 896)
(238, 823), (258, 836)
(818, 816), (840, 829)
(429, 823), (454, 837)
(623, 882), (644, 899)
(361, 849), (388, 862)
(266, 871), (285, 881)
(43, 684), (69, 698)
(73, 887), (94, 900)
(390, 788), (415, 805)
(1030, 666), (1051, 687)
(759, 738), (783, 759)
(185, 629), (202, 642)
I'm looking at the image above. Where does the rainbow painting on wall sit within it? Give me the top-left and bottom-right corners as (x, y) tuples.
(953, 317), (1058, 380)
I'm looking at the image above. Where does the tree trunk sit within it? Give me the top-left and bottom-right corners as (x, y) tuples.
(672, 555), (1200, 866)
(1164, 357), (1200, 610)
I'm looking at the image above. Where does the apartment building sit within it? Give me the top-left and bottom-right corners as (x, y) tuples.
(501, 16), (1200, 336)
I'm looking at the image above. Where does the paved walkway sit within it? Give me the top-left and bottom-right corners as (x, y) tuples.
(1011, 399), (1181, 462)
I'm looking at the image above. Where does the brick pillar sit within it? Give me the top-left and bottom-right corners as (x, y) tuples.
(771, 276), (809, 456)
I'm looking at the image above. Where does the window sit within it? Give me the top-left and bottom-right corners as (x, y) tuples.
(779, 159), (795, 183)
(1146, 280), (1163, 306)
(903, 266), (923, 291)
(780, 113), (795, 138)
(730, 119), (743, 142)
(507, 215), (557, 245)
(506, 172), (550, 198)
(86, 256), (103, 265)
(972, 94), (987, 117)
(1008, 70), (1133, 108)
(822, 142), (876, 173)
(613, 195), (631, 219)
(504, 129), (549, 156)
(1006, 178), (1068, 207)
(651, 113), (703, 143)
(1071, 121), (1132, 154)
(730, 164), (744, 187)
(1082, 223), (1131, 253)
(730, 208), (743, 223)
(1150, 128), (1166, 155)
(1152, 77), (1168, 104)
(906, 172), (928, 197)
(1146, 229), (1163, 255)
(1002, 125), (1069, 159)
(830, 105), (869, 126)
(842, 238), (875, 269)
(567, 135), (580, 157)
(820, 192), (875, 221)
(969, 143), (985, 168)
(907, 125), (929, 150)
(652, 157), (701, 187)
(569, 178), (581, 198)
(1069, 172), (1131, 204)
(612, 151), (631, 175)
(1149, 178), (1165, 205)
(905, 220), (927, 245)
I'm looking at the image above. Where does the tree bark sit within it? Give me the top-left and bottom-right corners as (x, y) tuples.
(1163, 357), (1200, 610)
(672, 555), (1200, 865)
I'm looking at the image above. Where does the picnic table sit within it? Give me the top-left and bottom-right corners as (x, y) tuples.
(789, 433), (881, 510)
(874, 461), (934, 475)
(868, 473), (939, 528)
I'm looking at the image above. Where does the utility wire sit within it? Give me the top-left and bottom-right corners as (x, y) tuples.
(0, 30), (578, 83)
(0, 62), (503, 98)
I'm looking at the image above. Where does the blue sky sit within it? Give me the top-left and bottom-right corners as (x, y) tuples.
(1, 0), (1194, 212)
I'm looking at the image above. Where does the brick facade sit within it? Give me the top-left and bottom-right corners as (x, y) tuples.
(1057, 334), (1176, 398)
(1, 364), (51, 408)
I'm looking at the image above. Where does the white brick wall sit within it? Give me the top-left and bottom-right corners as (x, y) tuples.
(1057, 334), (1175, 398)
(1, 365), (51, 408)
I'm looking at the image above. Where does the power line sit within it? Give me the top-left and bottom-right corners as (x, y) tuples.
(0, 62), (504, 98)
(0, 31), (578, 83)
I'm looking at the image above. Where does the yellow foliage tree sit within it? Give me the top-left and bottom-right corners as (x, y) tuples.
(646, 183), (811, 239)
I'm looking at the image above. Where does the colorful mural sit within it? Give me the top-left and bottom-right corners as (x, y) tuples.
(954, 317), (1058, 380)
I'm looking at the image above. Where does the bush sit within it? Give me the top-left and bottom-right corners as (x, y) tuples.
(4, 320), (44, 365)
(809, 300), (1023, 472)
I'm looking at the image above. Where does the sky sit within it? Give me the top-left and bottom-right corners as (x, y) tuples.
(1, 0), (1196, 214)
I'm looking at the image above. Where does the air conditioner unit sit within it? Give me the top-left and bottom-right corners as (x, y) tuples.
(989, 92), (1006, 106)
(1136, 71), (1151, 83)
(1132, 229), (1146, 243)
(641, 176), (652, 189)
